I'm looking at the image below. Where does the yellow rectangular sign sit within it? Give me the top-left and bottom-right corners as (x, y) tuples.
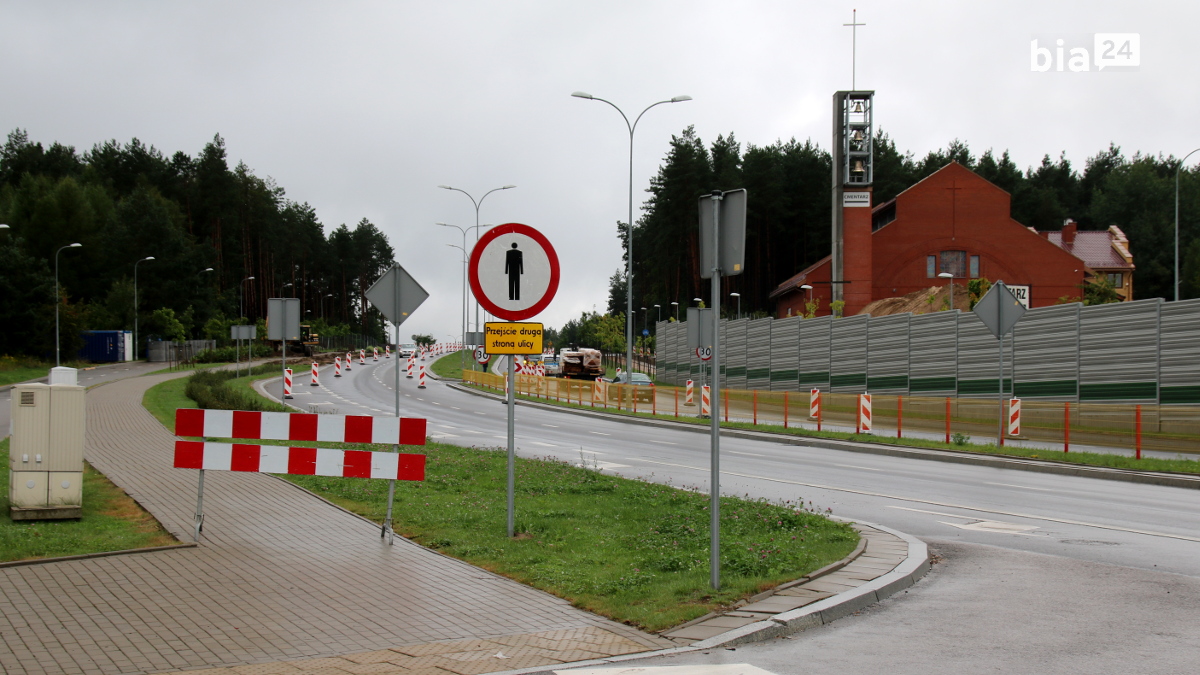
(484, 322), (544, 355)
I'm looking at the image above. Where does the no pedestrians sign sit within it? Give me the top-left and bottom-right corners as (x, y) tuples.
(469, 223), (559, 321)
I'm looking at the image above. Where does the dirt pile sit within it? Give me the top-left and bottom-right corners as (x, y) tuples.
(857, 285), (970, 317)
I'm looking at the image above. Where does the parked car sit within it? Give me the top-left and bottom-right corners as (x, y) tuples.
(607, 372), (655, 402)
(543, 355), (561, 377)
(398, 343), (418, 358)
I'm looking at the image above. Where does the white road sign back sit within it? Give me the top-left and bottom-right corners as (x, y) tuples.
(365, 264), (429, 325)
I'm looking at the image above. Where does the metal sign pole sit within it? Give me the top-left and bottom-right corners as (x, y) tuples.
(193, 469), (205, 542)
(709, 191), (723, 591)
(507, 354), (516, 538)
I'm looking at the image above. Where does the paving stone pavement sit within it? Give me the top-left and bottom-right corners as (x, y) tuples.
(0, 373), (671, 675)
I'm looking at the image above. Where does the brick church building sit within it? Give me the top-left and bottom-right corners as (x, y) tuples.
(770, 161), (1134, 317)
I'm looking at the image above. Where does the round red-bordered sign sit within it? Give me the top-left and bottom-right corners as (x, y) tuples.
(469, 223), (560, 321)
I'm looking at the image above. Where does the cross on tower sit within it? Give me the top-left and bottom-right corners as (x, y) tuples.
(844, 9), (866, 90)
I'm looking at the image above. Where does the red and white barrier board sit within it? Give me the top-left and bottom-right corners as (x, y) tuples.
(175, 408), (427, 445)
(174, 441), (425, 480)
(1008, 398), (1021, 436)
(858, 393), (872, 433)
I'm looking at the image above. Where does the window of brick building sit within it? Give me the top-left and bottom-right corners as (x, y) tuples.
(970, 255), (980, 278)
(1106, 272), (1123, 287)
(940, 250), (967, 277)
(927, 255), (937, 278)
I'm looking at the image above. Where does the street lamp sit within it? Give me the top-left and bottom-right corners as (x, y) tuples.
(730, 292), (741, 320)
(447, 242), (469, 372)
(800, 284), (814, 317)
(654, 304), (661, 322)
(55, 243), (82, 366)
(670, 301), (679, 319)
(573, 90), (692, 380)
(938, 272), (957, 311)
(438, 185), (515, 334)
(240, 276), (255, 319)
(133, 256), (155, 361)
(1176, 148), (1200, 301)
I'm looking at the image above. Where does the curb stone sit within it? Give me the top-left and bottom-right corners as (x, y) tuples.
(481, 519), (930, 675)
(448, 382), (1200, 491)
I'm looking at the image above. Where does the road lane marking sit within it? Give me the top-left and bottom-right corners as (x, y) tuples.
(835, 464), (883, 471)
(542, 424), (559, 428)
(729, 451), (765, 457)
(590, 431), (610, 436)
(986, 482), (1054, 491)
(635, 459), (1200, 543)
(650, 440), (676, 445)
(530, 442), (557, 447)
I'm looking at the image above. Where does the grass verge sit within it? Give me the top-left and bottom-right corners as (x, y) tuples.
(431, 349), (475, 380)
(0, 438), (177, 562)
(144, 364), (860, 632)
(466, 384), (1200, 476)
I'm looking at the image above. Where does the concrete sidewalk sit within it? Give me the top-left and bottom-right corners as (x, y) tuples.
(0, 373), (669, 675)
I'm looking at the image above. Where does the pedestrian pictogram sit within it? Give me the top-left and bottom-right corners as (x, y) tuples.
(469, 223), (559, 321)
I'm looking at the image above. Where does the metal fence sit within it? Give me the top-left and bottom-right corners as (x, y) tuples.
(654, 297), (1200, 406)
(462, 370), (1200, 456)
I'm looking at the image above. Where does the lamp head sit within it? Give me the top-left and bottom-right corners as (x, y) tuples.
(0, 223), (9, 229)
(437, 185), (452, 190)
(730, 292), (740, 297)
(501, 184), (516, 189)
(671, 95), (693, 103)
(247, 276), (255, 281)
(571, 91), (594, 100)
(800, 284), (813, 290)
(70, 242), (82, 248)
(202, 267), (214, 272)
(670, 301), (678, 306)
(938, 272), (953, 279)
(143, 256), (155, 261)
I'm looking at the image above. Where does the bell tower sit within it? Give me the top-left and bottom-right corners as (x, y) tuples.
(831, 90), (874, 316)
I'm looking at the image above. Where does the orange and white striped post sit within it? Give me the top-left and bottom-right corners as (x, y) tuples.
(858, 393), (872, 433)
(284, 368), (294, 399)
(701, 384), (711, 417)
(685, 379), (695, 406)
(810, 388), (820, 422)
(385, 344), (391, 358)
(406, 357), (414, 379)
(359, 349), (365, 365)
(334, 356), (342, 377)
(345, 352), (352, 371)
(1007, 398), (1021, 440)
(593, 377), (604, 405)
(310, 362), (319, 386)
(418, 365), (427, 389)
(373, 348), (379, 362)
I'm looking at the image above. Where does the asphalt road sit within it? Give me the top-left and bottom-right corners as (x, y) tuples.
(265, 358), (1200, 671)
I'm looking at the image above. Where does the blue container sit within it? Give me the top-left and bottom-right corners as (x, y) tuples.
(80, 330), (130, 362)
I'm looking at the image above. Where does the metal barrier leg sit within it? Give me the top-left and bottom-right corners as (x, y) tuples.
(193, 469), (205, 542)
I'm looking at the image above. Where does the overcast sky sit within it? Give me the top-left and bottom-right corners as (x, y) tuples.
(2, 1), (1190, 342)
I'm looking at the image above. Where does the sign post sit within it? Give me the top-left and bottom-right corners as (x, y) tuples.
(267, 299), (300, 403)
(698, 188), (747, 590)
(470, 223), (560, 538)
(973, 280), (1027, 445)
(365, 263), (429, 544)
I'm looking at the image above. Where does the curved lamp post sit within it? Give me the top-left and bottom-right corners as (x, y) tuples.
(447, 242), (469, 372)
(240, 276), (255, 319)
(133, 256), (155, 361)
(1176, 148), (1200, 301)
(572, 91), (691, 375)
(730, 292), (741, 320)
(55, 243), (83, 366)
(438, 185), (515, 334)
